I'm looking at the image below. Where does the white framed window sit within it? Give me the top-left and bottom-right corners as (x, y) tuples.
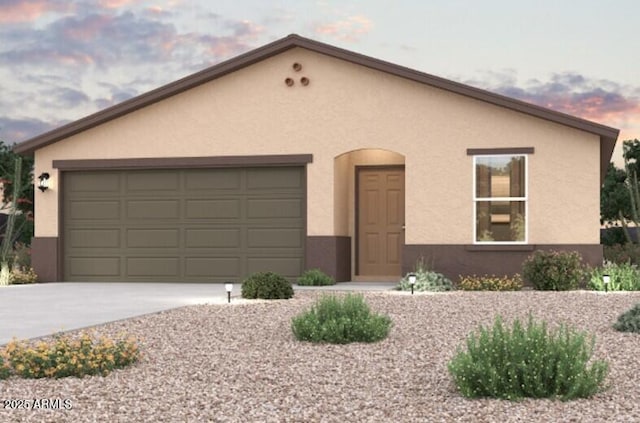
(473, 154), (527, 244)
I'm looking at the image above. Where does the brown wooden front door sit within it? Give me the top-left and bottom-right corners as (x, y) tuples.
(357, 167), (405, 276)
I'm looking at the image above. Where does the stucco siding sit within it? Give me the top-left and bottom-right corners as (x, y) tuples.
(35, 47), (600, 245)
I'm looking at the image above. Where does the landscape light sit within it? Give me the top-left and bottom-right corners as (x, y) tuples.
(408, 273), (417, 295)
(225, 283), (233, 303)
(603, 274), (610, 293)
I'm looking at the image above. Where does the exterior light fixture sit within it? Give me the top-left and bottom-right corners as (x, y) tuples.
(38, 172), (50, 192)
(225, 283), (233, 303)
(408, 273), (417, 295)
(603, 274), (610, 293)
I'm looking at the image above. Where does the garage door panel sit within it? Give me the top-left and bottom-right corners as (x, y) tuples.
(247, 257), (303, 278)
(127, 200), (180, 219)
(127, 257), (179, 277)
(64, 167), (305, 282)
(185, 199), (241, 219)
(185, 257), (240, 277)
(247, 199), (303, 218)
(127, 229), (179, 248)
(68, 229), (120, 248)
(68, 257), (121, 277)
(186, 228), (241, 248)
(67, 173), (120, 193)
(127, 171), (179, 191)
(70, 201), (120, 220)
(247, 168), (303, 190)
(248, 228), (303, 248)
(185, 169), (241, 191)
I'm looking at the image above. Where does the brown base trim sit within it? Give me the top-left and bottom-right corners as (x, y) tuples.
(306, 236), (351, 282)
(403, 244), (603, 284)
(31, 237), (59, 282)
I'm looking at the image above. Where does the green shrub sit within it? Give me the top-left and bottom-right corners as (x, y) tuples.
(457, 274), (523, 291)
(0, 353), (10, 380)
(241, 271), (294, 300)
(604, 243), (640, 265)
(600, 227), (628, 246)
(291, 294), (392, 344)
(613, 303), (640, 333)
(397, 257), (453, 292)
(297, 268), (335, 286)
(448, 315), (608, 401)
(522, 250), (585, 290)
(588, 263), (640, 291)
(2, 332), (141, 379)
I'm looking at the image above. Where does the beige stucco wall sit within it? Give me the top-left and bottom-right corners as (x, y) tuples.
(34, 47), (601, 244)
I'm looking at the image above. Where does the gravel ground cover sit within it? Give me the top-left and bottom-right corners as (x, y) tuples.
(1, 290), (639, 422)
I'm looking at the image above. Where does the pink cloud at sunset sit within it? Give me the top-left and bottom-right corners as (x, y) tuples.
(0, 0), (73, 23)
(314, 15), (373, 42)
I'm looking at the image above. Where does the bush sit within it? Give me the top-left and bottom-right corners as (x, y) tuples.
(397, 257), (453, 292)
(0, 353), (10, 380)
(587, 263), (640, 291)
(241, 272), (294, 300)
(604, 243), (640, 265)
(9, 266), (38, 284)
(600, 227), (628, 246)
(522, 250), (585, 290)
(2, 332), (141, 379)
(291, 293), (392, 344)
(457, 274), (523, 291)
(297, 268), (335, 286)
(448, 315), (609, 401)
(613, 303), (640, 333)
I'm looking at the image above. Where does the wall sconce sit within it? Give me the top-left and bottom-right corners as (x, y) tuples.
(38, 172), (50, 192)
(225, 283), (233, 303)
(408, 273), (417, 295)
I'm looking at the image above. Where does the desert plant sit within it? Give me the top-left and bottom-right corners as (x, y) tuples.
(2, 331), (141, 379)
(457, 274), (523, 291)
(297, 268), (335, 286)
(9, 266), (38, 284)
(241, 271), (294, 300)
(291, 293), (392, 344)
(613, 303), (640, 333)
(448, 315), (608, 401)
(0, 353), (10, 380)
(603, 243), (640, 265)
(588, 263), (640, 291)
(397, 256), (453, 292)
(522, 250), (585, 290)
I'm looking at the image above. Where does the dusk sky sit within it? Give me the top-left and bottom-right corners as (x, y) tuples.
(1, 0), (639, 164)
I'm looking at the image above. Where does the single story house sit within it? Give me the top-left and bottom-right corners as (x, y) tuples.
(14, 34), (618, 283)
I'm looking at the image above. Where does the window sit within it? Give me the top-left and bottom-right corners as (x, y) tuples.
(473, 155), (526, 243)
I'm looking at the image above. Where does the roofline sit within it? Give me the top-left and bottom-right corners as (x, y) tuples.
(13, 33), (618, 180)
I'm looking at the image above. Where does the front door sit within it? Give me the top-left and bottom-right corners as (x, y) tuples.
(357, 167), (405, 276)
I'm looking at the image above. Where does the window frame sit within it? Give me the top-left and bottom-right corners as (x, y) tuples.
(472, 153), (528, 245)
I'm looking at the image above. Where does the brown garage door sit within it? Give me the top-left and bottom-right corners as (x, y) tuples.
(63, 167), (305, 282)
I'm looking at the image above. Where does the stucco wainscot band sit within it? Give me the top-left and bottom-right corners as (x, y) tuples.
(403, 244), (603, 285)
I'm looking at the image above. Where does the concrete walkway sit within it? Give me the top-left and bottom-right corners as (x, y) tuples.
(0, 281), (397, 345)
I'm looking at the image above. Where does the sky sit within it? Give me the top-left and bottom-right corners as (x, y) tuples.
(1, 0), (639, 164)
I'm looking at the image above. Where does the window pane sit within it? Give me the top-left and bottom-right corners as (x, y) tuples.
(475, 156), (525, 198)
(476, 201), (525, 242)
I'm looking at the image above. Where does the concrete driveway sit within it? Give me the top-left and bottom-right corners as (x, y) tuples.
(0, 281), (396, 345)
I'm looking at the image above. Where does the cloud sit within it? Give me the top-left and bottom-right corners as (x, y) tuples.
(314, 15), (373, 42)
(0, 0), (73, 24)
(0, 117), (61, 144)
(465, 71), (640, 129)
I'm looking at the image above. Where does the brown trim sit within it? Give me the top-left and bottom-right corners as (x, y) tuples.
(306, 236), (351, 282)
(466, 147), (535, 155)
(13, 34), (617, 181)
(53, 154), (313, 170)
(403, 244), (603, 285)
(31, 237), (59, 282)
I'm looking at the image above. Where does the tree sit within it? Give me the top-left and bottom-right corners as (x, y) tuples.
(0, 140), (34, 285)
(601, 162), (630, 225)
(0, 140), (34, 246)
